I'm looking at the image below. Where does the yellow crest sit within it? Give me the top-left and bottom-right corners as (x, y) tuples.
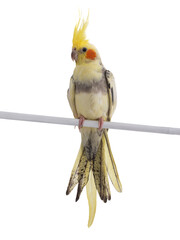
(72, 13), (89, 49)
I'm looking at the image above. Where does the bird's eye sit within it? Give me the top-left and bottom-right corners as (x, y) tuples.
(82, 47), (87, 52)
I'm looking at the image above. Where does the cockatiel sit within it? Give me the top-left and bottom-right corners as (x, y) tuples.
(66, 13), (122, 227)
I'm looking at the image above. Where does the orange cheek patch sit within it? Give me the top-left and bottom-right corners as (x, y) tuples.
(86, 49), (96, 60)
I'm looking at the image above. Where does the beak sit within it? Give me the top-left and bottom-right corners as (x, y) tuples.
(71, 48), (78, 61)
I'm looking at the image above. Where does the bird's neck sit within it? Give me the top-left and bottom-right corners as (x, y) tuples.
(73, 60), (103, 83)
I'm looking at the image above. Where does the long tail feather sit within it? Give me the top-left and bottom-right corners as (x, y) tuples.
(66, 129), (122, 227)
(93, 139), (111, 202)
(66, 145), (84, 195)
(86, 170), (97, 227)
(76, 160), (91, 201)
(103, 130), (122, 192)
(66, 145), (90, 197)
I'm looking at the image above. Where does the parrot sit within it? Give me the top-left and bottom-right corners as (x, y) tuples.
(66, 13), (122, 227)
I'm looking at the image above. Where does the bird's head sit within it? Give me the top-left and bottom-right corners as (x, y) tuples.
(71, 13), (100, 65)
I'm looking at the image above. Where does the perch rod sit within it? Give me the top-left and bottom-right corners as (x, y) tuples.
(0, 111), (180, 135)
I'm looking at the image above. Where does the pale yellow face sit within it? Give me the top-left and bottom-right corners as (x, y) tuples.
(71, 44), (100, 65)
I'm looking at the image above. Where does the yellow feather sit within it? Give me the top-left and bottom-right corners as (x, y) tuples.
(73, 12), (89, 49)
(86, 170), (97, 227)
(73, 60), (102, 83)
(66, 144), (84, 195)
(103, 131), (122, 192)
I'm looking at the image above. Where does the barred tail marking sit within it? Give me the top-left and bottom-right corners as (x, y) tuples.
(93, 138), (111, 202)
(66, 144), (90, 199)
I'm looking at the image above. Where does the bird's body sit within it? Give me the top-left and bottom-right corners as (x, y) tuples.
(73, 62), (109, 120)
(66, 13), (122, 227)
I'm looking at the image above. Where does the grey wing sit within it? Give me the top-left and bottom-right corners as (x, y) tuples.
(105, 70), (117, 120)
(67, 76), (78, 118)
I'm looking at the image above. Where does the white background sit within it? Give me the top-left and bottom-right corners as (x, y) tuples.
(0, 0), (180, 239)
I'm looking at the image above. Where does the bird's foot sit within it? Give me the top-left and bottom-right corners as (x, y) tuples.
(78, 115), (85, 130)
(98, 117), (104, 131)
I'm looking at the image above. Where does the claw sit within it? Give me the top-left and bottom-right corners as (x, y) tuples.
(98, 117), (104, 131)
(79, 115), (85, 130)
